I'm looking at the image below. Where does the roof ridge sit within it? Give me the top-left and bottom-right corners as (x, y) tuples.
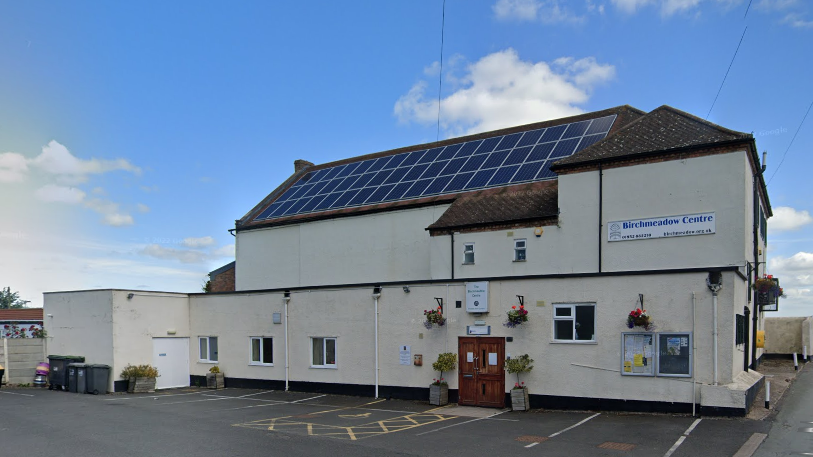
(654, 105), (751, 138)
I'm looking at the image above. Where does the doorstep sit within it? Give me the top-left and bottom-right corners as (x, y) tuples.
(431, 404), (510, 418)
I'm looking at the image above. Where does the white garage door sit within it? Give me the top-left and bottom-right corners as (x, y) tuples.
(152, 338), (190, 389)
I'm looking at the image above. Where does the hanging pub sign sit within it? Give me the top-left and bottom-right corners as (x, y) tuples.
(466, 282), (489, 313)
(608, 212), (715, 242)
(755, 277), (781, 312)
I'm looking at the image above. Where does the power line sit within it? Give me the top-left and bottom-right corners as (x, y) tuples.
(744, 0), (753, 18)
(767, 99), (813, 186)
(436, 0), (446, 142)
(706, 26), (748, 120)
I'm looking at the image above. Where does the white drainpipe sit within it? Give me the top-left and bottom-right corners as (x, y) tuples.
(707, 275), (722, 386)
(283, 294), (291, 392)
(372, 289), (381, 399)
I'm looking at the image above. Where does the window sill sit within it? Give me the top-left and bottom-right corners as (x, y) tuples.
(309, 366), (338, 369)
(198, 360), (219, 364)
(249, 362), (274, 367)
(461, 262), (474, 265)
(549, 340), (597, 345)
(513, 259), (526, 263)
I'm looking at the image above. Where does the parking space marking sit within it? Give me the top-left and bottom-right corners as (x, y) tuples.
(104, 391), (203, 401)
(415, 410), (508, 436)
(290, 394), (326, 403)
(0, 390), (34, 397)
(663, 418), (702, 457)
(548, 412), (601, 438)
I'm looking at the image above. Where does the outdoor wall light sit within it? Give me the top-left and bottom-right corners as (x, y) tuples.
(403, 286), (410, 293)
(127, 293), (134, 300)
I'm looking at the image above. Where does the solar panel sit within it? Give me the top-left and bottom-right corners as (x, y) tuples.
(253, 114), (617, 221)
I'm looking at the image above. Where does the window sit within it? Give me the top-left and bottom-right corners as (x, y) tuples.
(514, 239), (527, 261)
(250, 337), (274, 365)
(553, 304), (595, 342)
(735, 314), (746, 346)
(311, 337), (337, 368)
(199, 336), (218, 362)
(463, 243), (475, 264)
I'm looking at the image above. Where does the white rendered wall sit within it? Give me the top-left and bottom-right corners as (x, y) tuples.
(236, 205), (451, 290)
(111, 290), (190, 387)
(43, 290), (115, 369)
(601, 152), (748, 272)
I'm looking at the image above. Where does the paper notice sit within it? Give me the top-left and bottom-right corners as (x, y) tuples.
(644, 346), (652, 358)
(467, 352), (474, 363)
(624, 361), (632, 372)
(681, 337), (689, 347)
(634, 354), (644, 367)
(667, 337), (681, 355)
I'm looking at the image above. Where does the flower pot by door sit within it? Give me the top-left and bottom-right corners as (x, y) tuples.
(510, 387), (530, 411)
(429, 384), (449, 406)
(206, 372), (225, 389)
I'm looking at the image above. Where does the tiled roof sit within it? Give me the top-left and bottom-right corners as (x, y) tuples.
(427, 181), (558, 231)
(552, 105), (752, 169)
(0, 308), (43, 321)
(237, 105), (643, 231)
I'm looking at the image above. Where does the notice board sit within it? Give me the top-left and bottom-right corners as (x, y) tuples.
(621, 333), (655, 376)
(657, 332), (692, 377)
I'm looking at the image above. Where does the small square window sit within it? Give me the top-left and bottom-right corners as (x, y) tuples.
(199, 336), (218, 362)
(553, 304), (595, 342)
(250, 337), (274, 365)
(514, 239), (526, 261)
(463, 243), (475, 264)
(311, 337), (337, 368)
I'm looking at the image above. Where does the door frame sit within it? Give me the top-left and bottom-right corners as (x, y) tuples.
(457, 336), (505, 408)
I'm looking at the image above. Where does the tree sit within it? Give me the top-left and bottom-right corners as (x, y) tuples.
(0, 287), (30, 309)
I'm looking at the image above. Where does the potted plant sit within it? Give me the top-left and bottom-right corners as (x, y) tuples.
(429, 352), (457, 406)
(626, 308), (653, 331)
(424, 307), (446, 329)
(753, 276), (783, 302)
(504, 304), (529, 328)
(120, 364), (159, 393)
(505, 354), (534, 411)
(207, 365), (225, 389)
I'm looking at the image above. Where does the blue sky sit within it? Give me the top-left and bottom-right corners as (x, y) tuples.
(0, 0), (810, 315)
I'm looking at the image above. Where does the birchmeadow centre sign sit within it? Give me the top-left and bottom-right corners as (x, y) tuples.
(608, 212), (715, 242)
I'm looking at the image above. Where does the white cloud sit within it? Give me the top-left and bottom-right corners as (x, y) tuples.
(84, 198), (134, 227)
(770, 252), (813, 272)
(493, 0), (586, 23)
(29, 140), (141, 184)
(612, 0), (654, 13)
(137, 203), (150, 213)
(612, 0), (745, 16)
(756, 0), (798, 11)
(141, 244), (210, 264)
(769, 206), (813, 232)
(212, 244), (236, 258)
(662, 0), (702, 15)
(782, 13), (813, 28)
(34, 184), (86, 204)
(394, 49), (615, 136)
(0, 152), (28, 183)
(91, 187), (106, 195)
(182, 236), (216, 248)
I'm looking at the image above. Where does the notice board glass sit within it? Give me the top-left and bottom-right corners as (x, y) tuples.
(620, 333), (655, 376)
(657, 332), (692, 377)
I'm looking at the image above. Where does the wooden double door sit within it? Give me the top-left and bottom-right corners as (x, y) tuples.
(458, 337), (505, 408)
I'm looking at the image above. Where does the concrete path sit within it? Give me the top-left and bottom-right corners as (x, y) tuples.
(755, 364), (813, 456)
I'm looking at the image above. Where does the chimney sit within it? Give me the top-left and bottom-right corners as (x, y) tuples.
(294, 159), (314, 173)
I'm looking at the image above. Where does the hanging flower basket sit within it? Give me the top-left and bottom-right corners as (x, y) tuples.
(424, 307), (446, 329)
(753, 277), (783, 297)
(626, 308), (653, 331)
(504, 305), (529, 328)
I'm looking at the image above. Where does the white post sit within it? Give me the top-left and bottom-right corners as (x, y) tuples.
(765, 380), (771, 409)
(713, 291), (718, 386)
(692, 292), (697, 417)
(804, 345), (808, 363)
(793, 353), (798, 371)
(373, 293), (380, 399)
(284, 295), (290, 392)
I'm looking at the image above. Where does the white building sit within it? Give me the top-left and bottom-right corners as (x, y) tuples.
(45, 105), (774, 415)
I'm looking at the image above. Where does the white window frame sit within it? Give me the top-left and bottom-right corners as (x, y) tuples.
(552, 304), (596, 343)
(198, 336), (219, 363)
(514, 239), (527, 262)
(463, 243), (475, 264)
(310, 337), (337, 368)
(249, 336), (274, 366)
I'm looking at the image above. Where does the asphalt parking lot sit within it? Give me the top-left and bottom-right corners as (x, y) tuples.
(0, 387), (771, 457)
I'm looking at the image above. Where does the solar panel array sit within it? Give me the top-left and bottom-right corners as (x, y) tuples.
(254, 114), (617, 222)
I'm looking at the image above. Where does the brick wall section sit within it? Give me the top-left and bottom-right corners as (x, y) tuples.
(0, 338), (46, 384)
(210, 266), (236, 292)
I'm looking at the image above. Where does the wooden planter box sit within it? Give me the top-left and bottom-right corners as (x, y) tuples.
(511, 387), (530, 411)
(128, 377), (156, 393)
(206, 372), (225, 389)
(429, 383), (448, 406)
